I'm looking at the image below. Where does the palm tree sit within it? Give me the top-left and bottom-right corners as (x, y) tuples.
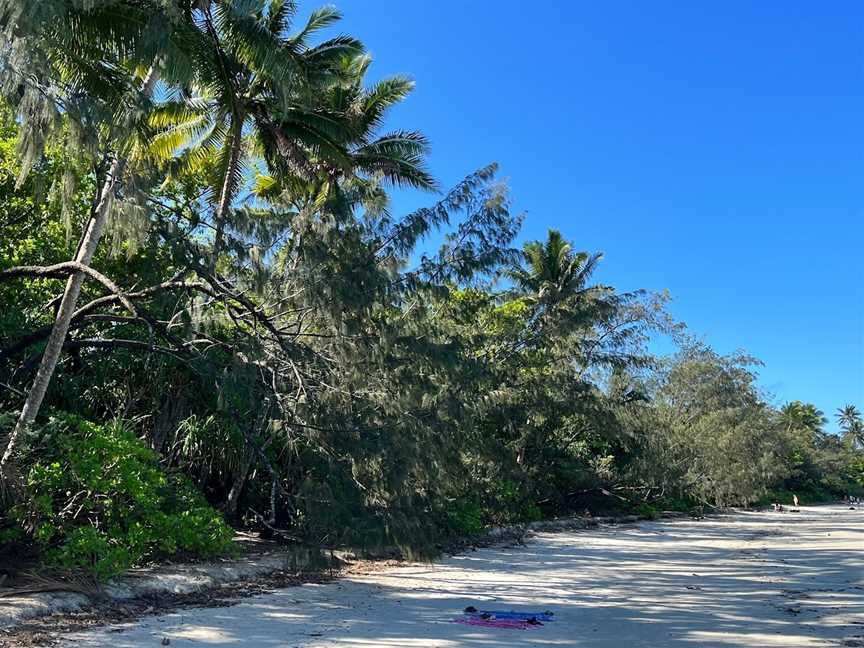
(837, 404), (862, 429)
(253, 52), (437, 217)
(146, 0), (364, 268)
(836, 404), (863, 448)
(503, 230), (616, 467)
(778, 401), (828, 464)
(507, 230), (604, 304)
(780, 401), (827, 435)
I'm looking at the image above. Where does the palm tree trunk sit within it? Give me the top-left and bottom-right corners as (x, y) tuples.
(210, 119), (243, 270)
(1, 68), (159, 471)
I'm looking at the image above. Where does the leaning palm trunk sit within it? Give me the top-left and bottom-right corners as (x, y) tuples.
(210, 118), (244, 270)
(0, 68), (159, 472)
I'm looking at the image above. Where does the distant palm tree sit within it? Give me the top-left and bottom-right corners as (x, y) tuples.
(837, 404), (862, 429)
(780, 401), (827, 435)
(836, 404), (864, 448)
(507, 229), (607, 307)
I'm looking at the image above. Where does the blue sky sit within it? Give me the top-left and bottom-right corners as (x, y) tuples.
(317, 1), (863, 428)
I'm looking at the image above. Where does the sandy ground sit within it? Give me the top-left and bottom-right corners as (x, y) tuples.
(62, 505), (863, 647)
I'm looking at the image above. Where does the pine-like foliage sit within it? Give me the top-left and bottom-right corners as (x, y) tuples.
(0, 2), (861, 572)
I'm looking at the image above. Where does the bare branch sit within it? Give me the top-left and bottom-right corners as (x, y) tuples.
(0, 262), (137, 316)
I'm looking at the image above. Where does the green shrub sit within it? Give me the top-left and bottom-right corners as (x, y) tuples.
(632, 502), (660, 519)
(16, 414), (234, 580)
(488, 479), (543, 524)
(444, 500), (485, 535)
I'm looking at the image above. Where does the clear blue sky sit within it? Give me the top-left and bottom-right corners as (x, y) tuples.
(317, 1), (863, 427)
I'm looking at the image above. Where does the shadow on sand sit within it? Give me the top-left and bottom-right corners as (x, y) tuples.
(71, 507), (864, 647)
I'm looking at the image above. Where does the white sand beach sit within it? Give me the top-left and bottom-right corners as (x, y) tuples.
(64, 505), (864, 647)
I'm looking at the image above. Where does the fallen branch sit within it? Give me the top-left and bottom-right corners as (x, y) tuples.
(0, 262), (137, 316)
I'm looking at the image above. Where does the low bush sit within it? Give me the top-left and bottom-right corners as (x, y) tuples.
(631, 502), (660, 519)
(443, 500), (486, 535)
(12, 414), (234, 580)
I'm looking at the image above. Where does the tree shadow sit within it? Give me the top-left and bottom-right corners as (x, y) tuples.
(69, 506), (864, 647)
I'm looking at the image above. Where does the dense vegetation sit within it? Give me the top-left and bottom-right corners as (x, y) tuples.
(0, 0), (862, 579)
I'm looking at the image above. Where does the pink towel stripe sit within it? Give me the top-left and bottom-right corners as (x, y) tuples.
(451, 617), (539, 630)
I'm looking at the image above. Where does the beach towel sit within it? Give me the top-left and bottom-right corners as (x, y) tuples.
(466, 610), (554, 622)
(452, 617), (539, 630)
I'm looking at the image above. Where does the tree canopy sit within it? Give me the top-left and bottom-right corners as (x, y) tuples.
(0, 0), (860, 579)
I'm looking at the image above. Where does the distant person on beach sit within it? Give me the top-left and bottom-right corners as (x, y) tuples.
(792, 494), (799, 508)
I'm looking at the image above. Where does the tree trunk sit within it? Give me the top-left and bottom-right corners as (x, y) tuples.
(1, 68), (159, 470)
(1, 157), (122, 467)
(225, 454), (251, 520)
(210, 118), (243, 270)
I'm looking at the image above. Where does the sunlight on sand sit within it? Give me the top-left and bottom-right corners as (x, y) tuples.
(63, 506), (864, 648)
